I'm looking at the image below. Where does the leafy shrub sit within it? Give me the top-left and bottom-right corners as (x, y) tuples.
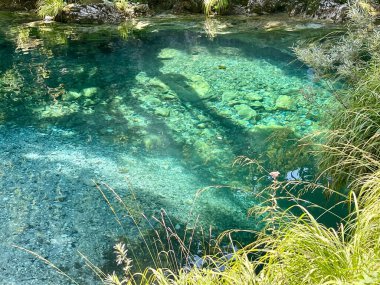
(37, 0), (66, 18)
(204, 0), (229, 15)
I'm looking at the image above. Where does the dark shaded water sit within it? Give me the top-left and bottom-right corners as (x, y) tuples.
(0, 12), (344, 284)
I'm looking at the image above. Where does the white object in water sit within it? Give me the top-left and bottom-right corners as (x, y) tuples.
(44, 16), (54, 22)
(286, 168), (302, 181)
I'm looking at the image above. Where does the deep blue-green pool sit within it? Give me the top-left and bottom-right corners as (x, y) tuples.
(0, 12), (339, 284)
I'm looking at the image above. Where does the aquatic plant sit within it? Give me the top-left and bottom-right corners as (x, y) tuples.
(37, 0), (66, 18)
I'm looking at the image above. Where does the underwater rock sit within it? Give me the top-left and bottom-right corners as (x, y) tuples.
(41, 104), (78, 118)
(142, 95), (161, 106)
(245, 92), (263, 101)
(148, 78), (171, 92)
(275, 95), (296, 111)
(83, 99), (95, 107)
(193, 140), (219, 163)
(155, 107), (170, 117)
(196, 123), (207, 129)
(83, 87), (98, 98)
(160, 74), (211, 102)
(187, 74), (211, 100)
(222, 91), (239, 102)
(234, 104), (257, 120)
(143, 134), (163, 150)
(157, 48), (183, 60)
(63, 91), (81, 101)
(162, 94), (177, 100)
(57, 3), (124, 24)
(249, 101), (264, 108)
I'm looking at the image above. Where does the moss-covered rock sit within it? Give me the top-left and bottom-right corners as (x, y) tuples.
(234, 104), (257, 120)
(249, 101), (264, 108)
(63, 91), (81, 101)
(83, 87), (98, 97)
(222, 91), (240, 102)
(275, 95), (297, 111)
(155, 107), (170, 117)
(245, 92), (263, 101)
(159, 73), (211, 102)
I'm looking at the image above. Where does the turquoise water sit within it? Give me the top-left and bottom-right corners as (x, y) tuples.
(0, 13), (339, 284)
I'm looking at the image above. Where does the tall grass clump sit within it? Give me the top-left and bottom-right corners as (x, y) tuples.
(37, 0), (66, 18)
(295, 0), (380, 189)
(117, 171), (380, 284)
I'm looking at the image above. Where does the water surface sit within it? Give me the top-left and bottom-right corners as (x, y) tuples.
(0, 12), (338, 284)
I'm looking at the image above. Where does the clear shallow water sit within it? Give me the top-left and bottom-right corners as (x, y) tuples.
(0, 12), (339, 284)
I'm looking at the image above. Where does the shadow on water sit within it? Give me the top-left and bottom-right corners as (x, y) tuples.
(0, 15), (348, 282)
(0, 17), (343, 218)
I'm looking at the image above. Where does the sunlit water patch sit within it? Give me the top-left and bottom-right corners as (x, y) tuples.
(0, 13), (340, 284)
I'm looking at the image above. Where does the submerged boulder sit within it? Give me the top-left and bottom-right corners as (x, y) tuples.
(56, 3), (124, 24)
(159, 73), (211, 102)
(275, 95), (297, 111)
(234, 104), (257, 120)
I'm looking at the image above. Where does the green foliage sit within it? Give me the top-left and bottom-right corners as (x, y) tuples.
(317, 63), (380, 189)
(295, 0), (380, 189)
(294, 0), (379, 81)
(97, 1), (380, 284)
(37, 0), (66, 18)
(203, 0), (229, 16)
(100, 170), (380, 284)
(115, 0), (130, 13)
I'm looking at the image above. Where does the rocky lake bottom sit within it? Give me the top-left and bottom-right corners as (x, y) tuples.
(0, 12), (342, 284)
